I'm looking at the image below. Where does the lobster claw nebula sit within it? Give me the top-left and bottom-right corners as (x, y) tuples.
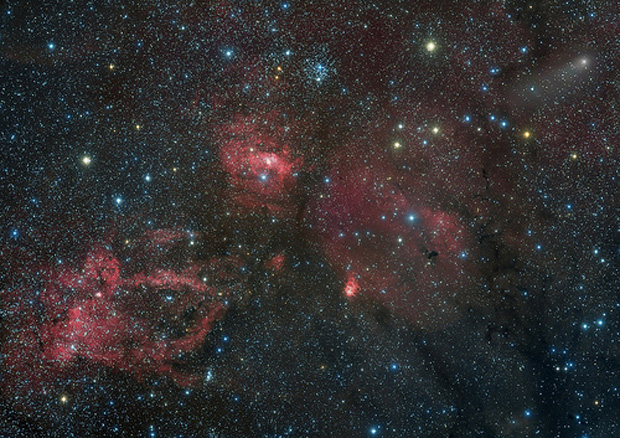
(2, 234), (241, 400)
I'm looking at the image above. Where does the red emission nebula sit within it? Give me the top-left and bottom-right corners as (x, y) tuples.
(2, 236), (243, 399)
(0, 1), (617, 435)
(2, 110), (488, 397)
(305, 148), (475, 321)
(218, 113), (303, 217)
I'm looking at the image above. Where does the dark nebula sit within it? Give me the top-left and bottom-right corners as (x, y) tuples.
(0, 0), (618, 437)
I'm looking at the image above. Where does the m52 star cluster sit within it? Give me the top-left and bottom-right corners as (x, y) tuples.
(0, 0), (618, 437)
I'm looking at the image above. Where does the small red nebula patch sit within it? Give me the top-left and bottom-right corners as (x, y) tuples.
(344, 273), (360, 297)
(265, 253), (286, 271)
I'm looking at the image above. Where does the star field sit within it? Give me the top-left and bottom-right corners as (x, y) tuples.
(0, 0), (619, 437)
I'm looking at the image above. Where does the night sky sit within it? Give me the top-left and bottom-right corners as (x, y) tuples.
(1, 0), (619, 437)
